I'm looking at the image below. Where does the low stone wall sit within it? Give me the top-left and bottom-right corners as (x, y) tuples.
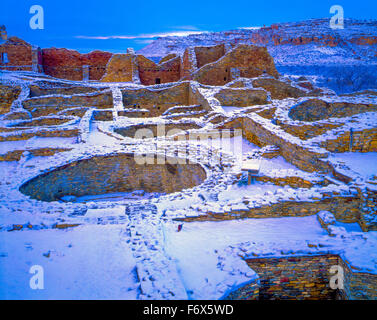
(225, 253), (377, 300)
(180, 195), (362, 225)
(122, 83), (190, 117)
(340, 258), (377, 299)
(252, 78), (307, 100)
(93, 110), (113, 121)
(0, 84), (21, 114)
(0, 148), (72, 161)
(321, 128), (377, 153)
(280, 122), (342, 140)
(121, 82), (210, 117)
(245, 255), (341, 300)
(114, 122), (201, 138)
(19, 153), (207, 202)
(242, 115), (331, 173)
(214, 88), (268, 107)
(359, 188), (377, 232)
(22, 91), (113, 117)
(0, 128), (79, 142)
(9, 117), (72, 127)
(289, 99), (377, 122)
(29, 84), (101, 97)
(225, 280), (259, 300)
(255, 175), (316, 188)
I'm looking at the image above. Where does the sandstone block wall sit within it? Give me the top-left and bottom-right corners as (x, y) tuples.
(214, 88), (268, 107)
(321, 128), (377, 153)
(280, 122), (342, 140)
(289, 99), (377, 122)
(0, 37), (33, 71)
(245, 255), (341, 300)
(0, 129), (79, 142)
(22, 91), (113, 117)
(19, 153), (207, 202)
(0, 84), (21, 114)
(252, 78), (307, 100)
(137, 55), (181, 85)
(194, 44), (226, 69)
(225, 253), (377, 300)
(42, 48), (112, 81)
(121, 82), (209, 117)
(101, 54), (137, 82)
(225, 281), (259, 300)
(29, 84), (101, 97)
(242, 116), (330, 173)
(192, 45), (279, 86)
(114, 122), (201, 138)
(340, 258), (377, 299)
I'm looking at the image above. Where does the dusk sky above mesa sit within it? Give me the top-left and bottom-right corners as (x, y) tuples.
(1, 0), (376, 53)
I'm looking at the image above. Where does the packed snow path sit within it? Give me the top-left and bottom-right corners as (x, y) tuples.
(124, 203), (188, 299)
(111, 87), (124, 121)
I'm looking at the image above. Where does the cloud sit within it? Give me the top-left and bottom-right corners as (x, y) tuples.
(171, 25), (200, 30)
(134, 39), (154, 44)
(75, 30), (207, 40)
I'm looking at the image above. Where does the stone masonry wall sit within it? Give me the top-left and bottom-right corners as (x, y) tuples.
(121, 82), (205, 117)
(321, 128), (377, 153)
(0, 37), (33, 71)
(192, 45), (279, 86)
(19, 153), (207, 202)
(22, 91), (113, 117)
(245, 255), (341, 300)
(226, 254), (377, 300)
(42, 48), (112, 81)
(137, 55), (181, 85)
(242, 115), (331, 173)
(0, 84), (21, 114)
(194, 44), (226, 69)
(214, 88), (268, 107)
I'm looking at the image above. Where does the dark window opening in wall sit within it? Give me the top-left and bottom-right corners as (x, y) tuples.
(1, 52), (8, 64)
(224, 77), (227, 81)
(155, 78), (161, 84)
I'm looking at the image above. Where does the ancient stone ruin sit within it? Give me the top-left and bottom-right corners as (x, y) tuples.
(1, 19), (377, 300)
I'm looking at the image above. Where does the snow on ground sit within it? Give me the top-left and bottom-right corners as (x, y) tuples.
(163, 215), (327, 300)
(0, 137), (77, 154)
(218, 182), (280, 202)
(328, 152), (377, 179)
(0, 224), (139, 300)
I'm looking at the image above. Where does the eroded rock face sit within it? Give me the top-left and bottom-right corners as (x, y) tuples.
(252, 77), (307, 100)
(0, 84), (21, 114)
(289, 99), (377, 121)
(42, 48), (113, 81)
(192, 45), (279, 86)
(214, 88), (268, 107)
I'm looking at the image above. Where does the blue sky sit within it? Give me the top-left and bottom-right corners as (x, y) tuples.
(1, 0), (376, 53)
